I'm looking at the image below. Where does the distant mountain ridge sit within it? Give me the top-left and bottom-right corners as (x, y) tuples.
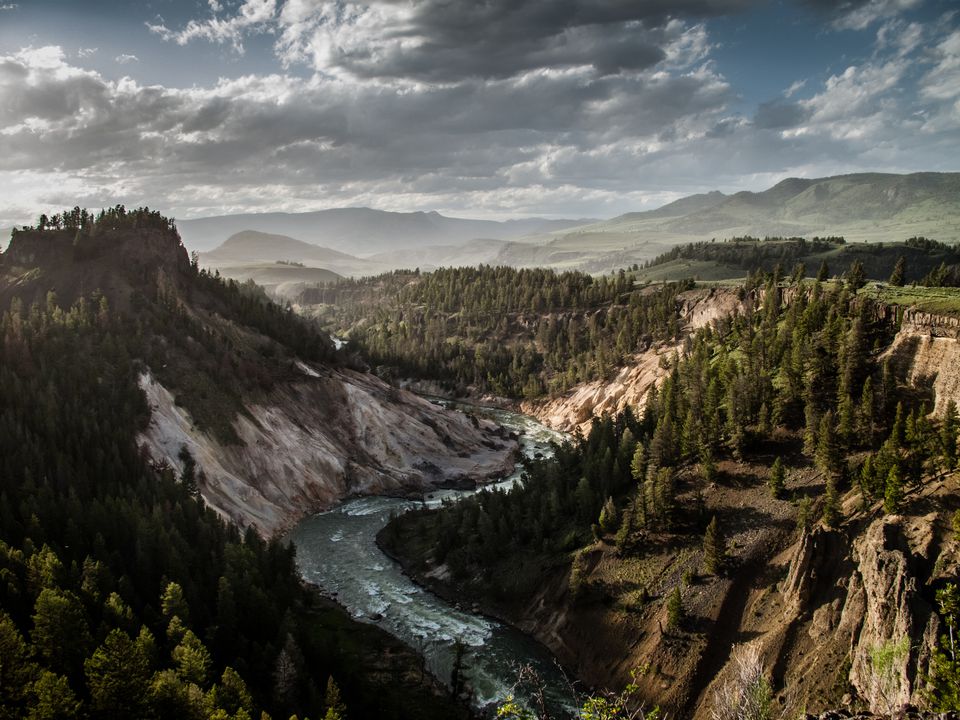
(35, 171), (957, 279)
(178, 207), (596, 254)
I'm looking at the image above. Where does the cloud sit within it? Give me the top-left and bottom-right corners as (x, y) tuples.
(784, 79), (807, 98)
(152, 0), (754, 81)
(920, 28), (960, 101)
(0, 4), (18, 10)
(77, 48), (99, 58)
(0, 31), (742, 220)
(0, 1), (957, 225)
(802, 0), (922, 31)
(754, 99), (810, 129)
(148, 0), (277, 52)
(115, 54), (139, 65)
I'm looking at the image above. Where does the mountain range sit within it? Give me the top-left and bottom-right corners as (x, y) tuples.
(192, 172), (960, 280)
(178, 208), (594, 254)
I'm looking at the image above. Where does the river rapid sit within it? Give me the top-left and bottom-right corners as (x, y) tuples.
(287, 401), (574, 715)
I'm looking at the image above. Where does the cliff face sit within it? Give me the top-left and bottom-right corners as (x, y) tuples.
(1, 226), (191, 311)
(765, 486), (957, 717)
(138, 364), (517, 536)
(883, 308), (960, 416)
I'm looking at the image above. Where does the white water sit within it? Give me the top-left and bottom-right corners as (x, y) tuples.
(288, 401), (573, 715)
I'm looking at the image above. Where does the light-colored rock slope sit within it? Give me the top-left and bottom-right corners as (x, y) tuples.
(523, 287), (751, 434)
(883, 307), (960, 416)
(138, 364), (517, 535)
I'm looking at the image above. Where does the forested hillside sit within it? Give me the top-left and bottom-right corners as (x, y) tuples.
(305, 267), (692, 399)
(637, 235), (960, 285)
(383, 272), (960, 717)
(0, 208), (468, 720)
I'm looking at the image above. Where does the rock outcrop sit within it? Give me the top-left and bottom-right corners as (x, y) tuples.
(845, 517), (939, 713)
(883, 313), (960, 416)
(773, 501), (956, 717)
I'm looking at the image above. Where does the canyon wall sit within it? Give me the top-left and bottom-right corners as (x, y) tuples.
(138, 365), (518, 536)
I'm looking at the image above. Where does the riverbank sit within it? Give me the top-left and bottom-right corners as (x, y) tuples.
(375, 507), (581, 679)
(287, 403), (575, 716)
(300, 588), (475, 720)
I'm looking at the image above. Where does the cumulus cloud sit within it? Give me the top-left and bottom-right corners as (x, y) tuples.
(115, 54), (139, 64)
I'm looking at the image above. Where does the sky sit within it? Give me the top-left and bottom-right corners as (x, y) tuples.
(0, 0), (957, 225)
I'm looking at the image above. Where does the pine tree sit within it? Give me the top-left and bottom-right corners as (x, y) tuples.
(884, 464), (903, 514)
(172, 630), (211, 686)
(791, 262), (807, 285)
(889, 256), (906, 286)
(31, 588), (92, 678)
(816, 411), (841, 478)
(927, 583), (960, 711)
(324, 677), (348, 720)
(655, 468), (676, 529)
(598, 497), (618, 534)
(615, 499), (635, 552)
(630, 442), (647, 482)
(161, 582), (190, 624)
(84, 629), (153, 717)
(575, 477), (595, 523)
(667, 586), (684, 630)
(890, 402), (906, 448)
(699, 443), (717, 484)
(769, 457), (786, 499)
(817, 260), (830, 282)
(703, 515), (727, 575)
(0, 611), (35, 717)
(823, 476), (841, 527)
(858, 376), (876, 441)
(27, 671), (80, 720)
(838, 393), (856, 447)
(757, 401), (771, 437)
(846, 260), (866, 291)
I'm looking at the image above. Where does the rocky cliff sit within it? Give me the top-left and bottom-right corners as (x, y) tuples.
(138, 366), (516, 536)
(751, 478), (958, 717)
(883, 308), (960, 416)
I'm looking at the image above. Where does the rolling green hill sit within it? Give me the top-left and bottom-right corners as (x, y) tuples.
(518, 172), (960, 273)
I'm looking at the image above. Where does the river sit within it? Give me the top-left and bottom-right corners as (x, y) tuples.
(287, 401), (575, 715)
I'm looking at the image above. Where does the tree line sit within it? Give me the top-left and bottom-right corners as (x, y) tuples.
(309, 266), (693, 399)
